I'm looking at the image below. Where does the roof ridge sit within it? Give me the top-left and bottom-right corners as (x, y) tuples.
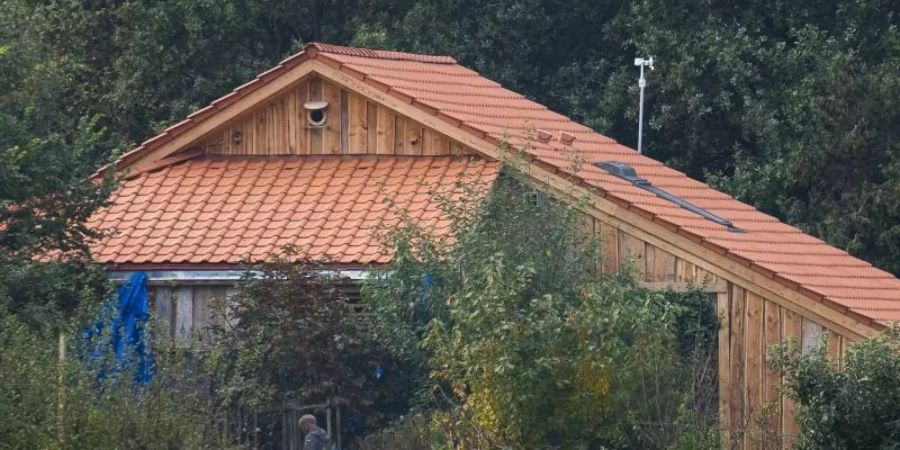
(305, 42), (457, 64)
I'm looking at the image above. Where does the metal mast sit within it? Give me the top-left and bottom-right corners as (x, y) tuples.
(634, 57), (654, 154)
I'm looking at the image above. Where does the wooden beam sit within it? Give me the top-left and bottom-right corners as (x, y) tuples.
(125, 64), (320, 169)
(638, 281), (728, 293)
(718, 291), (733, 447)
(134, 58), (877, 340)
(314, 61), (877, 338)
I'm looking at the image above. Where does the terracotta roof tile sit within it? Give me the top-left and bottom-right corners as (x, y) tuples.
(301, 43), (900, 324)
(100, 43), (900, 325)
(89, 155), (498, 267)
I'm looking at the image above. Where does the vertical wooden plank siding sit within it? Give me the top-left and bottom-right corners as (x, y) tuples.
(322, 81), (342, 154)
(827, 331), (842, 368)
(618, 230), (646, 278)
(744, 291), (764, 446)
(763, 299), (783, 440)
(308, 78), (323, 154)
(801, 318), (826, 355)
(645, 244), (676, 282)
(366, 101), (378, 153)
(450, 140), (466, 155)
(174, 286), (193, 346)
(297, 82), (309, 154)
(199, 78), (475, 156)
(193, 287), (214, 343)
(422, 128), (434, 155)
(781, 308), (802, 448)
(340, 89), (350, 154)
(729, 284), (746, 446)
(599, 222), (618, 275)
(287, 84), (298, 153)
(154, 286), (173, 342)
(405, 120), (424, 155)
(348, 92), (367, 153)
(718, 291), (733, 447)
(376, 106), (394, 154)
(431, 130), (450, 155)
(675, 258), (696, 282)
(394, 116), (406, 154)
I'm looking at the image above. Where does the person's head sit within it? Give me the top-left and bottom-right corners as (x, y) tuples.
(298, 414), (317, 434)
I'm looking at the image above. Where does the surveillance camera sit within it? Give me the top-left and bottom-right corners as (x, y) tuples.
(304, 100), (329, 127)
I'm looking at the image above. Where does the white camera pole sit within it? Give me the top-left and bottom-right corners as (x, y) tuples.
(634, 57), (654, 154)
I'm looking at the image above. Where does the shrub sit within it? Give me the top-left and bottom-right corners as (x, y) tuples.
(205, 251), (416, 444)
(0, 307), (229, 450)
(771, 328), (900, 449)
(364, 174), (720, 449)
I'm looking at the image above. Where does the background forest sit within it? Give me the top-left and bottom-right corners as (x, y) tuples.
(2, 0), (899, 276)
(2, 1), (900, 449)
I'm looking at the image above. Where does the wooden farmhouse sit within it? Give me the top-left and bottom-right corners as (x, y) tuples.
(88, 43), (900, 448)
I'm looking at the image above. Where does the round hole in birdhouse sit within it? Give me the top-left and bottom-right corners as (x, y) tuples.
(304, 100), (329, 128)
(308, 109), (326, 127)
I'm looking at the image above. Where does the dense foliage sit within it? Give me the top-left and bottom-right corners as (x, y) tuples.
(771, 329), (900, 450)
(205, 253), (416, 445)
(0, 308), (232, 449)
(364, 176), (720, 449)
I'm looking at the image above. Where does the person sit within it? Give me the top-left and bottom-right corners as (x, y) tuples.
(299, 414), (331, 450)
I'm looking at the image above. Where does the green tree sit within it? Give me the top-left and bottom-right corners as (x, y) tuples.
(205, 252), (415, 444)
(365, 174), (720, 448)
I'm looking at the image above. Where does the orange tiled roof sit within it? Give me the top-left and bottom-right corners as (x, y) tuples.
(89, 156), (498, 265)
(103, 43), (900, 325)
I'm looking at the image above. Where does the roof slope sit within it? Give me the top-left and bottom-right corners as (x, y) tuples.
(106, 43), (900, 325)
(90, 156), (498, 265)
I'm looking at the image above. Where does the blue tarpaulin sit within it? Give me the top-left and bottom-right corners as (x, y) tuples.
(84, 271), (154, 385)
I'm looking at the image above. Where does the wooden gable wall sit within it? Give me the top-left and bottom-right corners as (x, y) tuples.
(195, 76), (471, 157)
(577, 211), (850, 449)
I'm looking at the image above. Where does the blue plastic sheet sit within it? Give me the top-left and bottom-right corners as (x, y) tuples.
(84, 271), (154, 385)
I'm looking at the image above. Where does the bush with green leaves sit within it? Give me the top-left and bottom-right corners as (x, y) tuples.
(771, 328), (900, 450)
(204, 252), (416, 444)
(0, 307), (232, 450)
(364, 174), (720, 449)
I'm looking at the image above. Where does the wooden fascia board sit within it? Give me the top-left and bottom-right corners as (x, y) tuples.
(122, 61), (321, 171)
(314, 61), (878, 339)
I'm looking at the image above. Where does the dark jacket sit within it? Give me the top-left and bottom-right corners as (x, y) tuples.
(304, 425), (331, 450)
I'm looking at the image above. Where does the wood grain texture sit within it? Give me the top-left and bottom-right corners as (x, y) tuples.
(676, 258), (696, 282)
(174, 286), (193, 347)
(645, 243), (676, 282)
(718, 290), (733, 446)
(153, 286), (173, 342)
(763, 299), (783, 437)
(827, 330), (842, 367)
(348, 91), (367, 153)
(618, 230), (646, 279)
(781, 308), (802, 448)
(394, 116), (406, 154)
(366, 101), (377, 153)
(308, 78), (324, 154)
(340, 89), (350, 153)
(801, 318), (826, 355)
(405, 119), (424, 155)
(599, 221), (618, 275)
(729, 284), (746, 446)
(376, 106), (394, 154)
(195, 73), (470, 158)
(322, 81), (342, 154)
(745, 291), (764, 439)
